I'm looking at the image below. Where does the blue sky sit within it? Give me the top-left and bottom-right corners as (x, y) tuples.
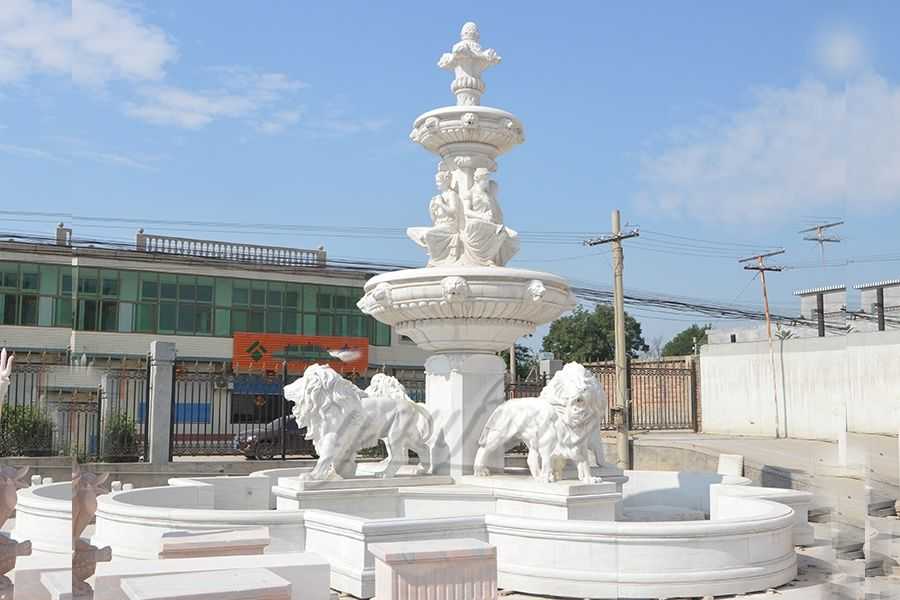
(1, 1), (899, 347)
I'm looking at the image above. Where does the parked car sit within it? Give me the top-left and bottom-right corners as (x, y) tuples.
(236, 415), (317, 460)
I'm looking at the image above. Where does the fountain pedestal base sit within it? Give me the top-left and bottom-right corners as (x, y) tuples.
(425, 353), (505, 478)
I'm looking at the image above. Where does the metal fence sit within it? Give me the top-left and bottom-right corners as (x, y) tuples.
(166, 365), (430, 459)
(98, 366), (150, 462)
(2, 354), (697, 460)
(587, 357), (698, 431)
(1, 361), (152, 460)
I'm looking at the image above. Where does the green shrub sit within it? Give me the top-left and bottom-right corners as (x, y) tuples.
(102, 413), (138, 462)
(0, 405), (54, 456)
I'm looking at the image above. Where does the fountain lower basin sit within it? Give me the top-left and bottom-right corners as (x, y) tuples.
(91, 468), (811, 599)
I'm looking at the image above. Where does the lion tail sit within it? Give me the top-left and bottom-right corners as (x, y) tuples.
(410, 401), (434, 443)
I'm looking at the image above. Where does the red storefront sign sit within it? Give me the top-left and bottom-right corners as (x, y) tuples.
(232, 332), (369, 374)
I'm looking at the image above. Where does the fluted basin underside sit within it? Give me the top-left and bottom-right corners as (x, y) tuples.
(358, 266), (576, 352)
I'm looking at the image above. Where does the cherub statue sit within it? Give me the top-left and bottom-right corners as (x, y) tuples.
(459, 168), (519, 266)
(407, 169), (464, 266)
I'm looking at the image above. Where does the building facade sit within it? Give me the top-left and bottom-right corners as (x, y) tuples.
(0, 229), (429, 457)
(0, 229), (427, 372)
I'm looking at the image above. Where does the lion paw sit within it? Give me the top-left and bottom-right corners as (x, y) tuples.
(473, 467), (491, 477)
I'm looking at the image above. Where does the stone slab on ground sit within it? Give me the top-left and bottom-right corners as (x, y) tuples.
(120, 568), (291, 600)
(158, 527), (270, 558)
(12, 554), (71, 600)
(92, 552), (330, 600)
(40, 571), (72, 600)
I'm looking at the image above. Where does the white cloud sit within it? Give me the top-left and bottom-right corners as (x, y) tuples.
(256, 109), (303, 135)
(815, 27), (867, 76)
(0, 142), (67, 162)
(637, 74), (900, 223)
(0, 1), (383, 136)
(76, 150), (156, 170)
(0, 0), (176, 85)
(125, 70), (307, 129)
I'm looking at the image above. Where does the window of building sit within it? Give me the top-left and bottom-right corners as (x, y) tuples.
(0, 260), (392, 345)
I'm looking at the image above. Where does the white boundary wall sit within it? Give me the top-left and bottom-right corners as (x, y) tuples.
(700, 330), (900, 438)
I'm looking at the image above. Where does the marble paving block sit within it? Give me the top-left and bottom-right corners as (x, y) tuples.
(120, 568), (290, 600)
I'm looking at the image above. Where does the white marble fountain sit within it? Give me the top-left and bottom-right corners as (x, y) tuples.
(64, 22), (819, 600)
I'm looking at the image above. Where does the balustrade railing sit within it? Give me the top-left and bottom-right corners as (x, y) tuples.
(136, 231), (326, 267)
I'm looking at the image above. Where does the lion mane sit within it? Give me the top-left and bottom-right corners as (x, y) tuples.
(285, 363), (362, 442)
(284, 364), (433, 480)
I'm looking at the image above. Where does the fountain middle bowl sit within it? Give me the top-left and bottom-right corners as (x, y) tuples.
(358, 266), (576, 352)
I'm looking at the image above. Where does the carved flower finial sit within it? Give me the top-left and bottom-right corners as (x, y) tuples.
(461, 21), (479, 41)
(438, 22), (501, 106)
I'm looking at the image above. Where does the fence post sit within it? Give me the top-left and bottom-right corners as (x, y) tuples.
(95, 383), (104, 461)
(148, 341), (176, 465)
(143, 356), (151, 461)
(281, 362), (287, 461)
(687, 356), (699, 432)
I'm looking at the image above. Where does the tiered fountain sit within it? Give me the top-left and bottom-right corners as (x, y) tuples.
(358, 21), (575, 476)
(87, 22), (817, 600)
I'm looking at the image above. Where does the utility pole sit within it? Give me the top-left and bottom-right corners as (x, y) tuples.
(739, 249), (785, 438)
(799, 221), (842, 281)
(584, 209), (639, 469)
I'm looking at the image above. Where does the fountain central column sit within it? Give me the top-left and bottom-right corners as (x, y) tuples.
(358, 22), (576, 476)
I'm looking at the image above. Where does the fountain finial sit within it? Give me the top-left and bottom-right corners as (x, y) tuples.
(438, 21), (501, 106)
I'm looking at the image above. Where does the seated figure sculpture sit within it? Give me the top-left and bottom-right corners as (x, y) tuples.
(408, 166), (519, 268)
(460, 168), (519, 266)
(407, 170), (463, 266)
(284, 364), (433, 480)
(473, 362), (608, 483)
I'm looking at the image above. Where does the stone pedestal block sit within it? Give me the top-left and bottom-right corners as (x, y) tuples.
(425, 353), (505, 477)
(120, 568), (291, 600)
(457, 475), (620, 521)
(369, 538), (497, 600)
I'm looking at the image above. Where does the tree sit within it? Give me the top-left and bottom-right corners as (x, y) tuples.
(661, 324), (711, 357)
(498, 344), (537, 380)
(542, 305), (648, 363)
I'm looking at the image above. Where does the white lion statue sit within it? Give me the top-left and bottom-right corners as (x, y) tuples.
(284, 364), (434, 480)
(473, 362), (608, 483)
